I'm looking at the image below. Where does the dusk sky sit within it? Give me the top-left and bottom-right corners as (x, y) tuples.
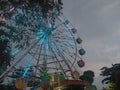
(3, 0), (120, 89)
(63, 0), (120, 89)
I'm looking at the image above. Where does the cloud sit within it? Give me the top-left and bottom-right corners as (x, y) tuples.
(63, 0), (120, 88)
(99, 0), (120, 13)
(63, 0), (120, 39)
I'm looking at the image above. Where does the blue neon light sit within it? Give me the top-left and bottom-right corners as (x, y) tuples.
(11, 49), (19, 56)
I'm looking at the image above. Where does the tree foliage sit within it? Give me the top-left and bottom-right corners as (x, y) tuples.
(100, 63), (120, 84)
(0, 0), (63, 50)
(0, 29), (11, 75)
(80, 70), (95, 84)
(100, 63), (120, 90)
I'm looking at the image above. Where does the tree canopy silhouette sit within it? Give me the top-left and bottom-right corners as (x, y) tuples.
(0, 29), (11, 75)
(100, 63), (120, 90)
(80, 70), (95, 84)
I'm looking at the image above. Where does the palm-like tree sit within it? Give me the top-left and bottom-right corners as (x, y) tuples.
(100, 63), (120, 90)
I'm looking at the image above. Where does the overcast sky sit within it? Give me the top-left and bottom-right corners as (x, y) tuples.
(63, 0), (120, 89)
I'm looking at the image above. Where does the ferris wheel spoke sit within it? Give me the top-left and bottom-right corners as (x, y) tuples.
(51, 41), (75, 78)
(54, 43), (75, 53)
(53, 35), (75, 42)
(53, 39), (76, 53)
(54, 41), (76, 67)
(35, 44), (43, 71)
(52, 42), (72, 67)
(59, 47), (77, 68)
(49, 42), (68, 78)
(56, 38), (76, 47)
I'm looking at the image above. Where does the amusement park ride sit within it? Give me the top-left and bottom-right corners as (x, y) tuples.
(0, 0), (89, 90)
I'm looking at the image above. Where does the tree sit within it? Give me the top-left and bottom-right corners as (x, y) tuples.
(80, 70), (97, 90)
(80, 70), (95, 84)
(0, 30), (11, 70)
(0, 29), (11, 83)
(100, 63), (120, 90)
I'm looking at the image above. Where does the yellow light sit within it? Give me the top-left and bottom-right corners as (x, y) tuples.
(73, 71), (80, 79)
(50, 75), (56, 82)
(15, 78), (26, 90)
(58, 88), (61, 90)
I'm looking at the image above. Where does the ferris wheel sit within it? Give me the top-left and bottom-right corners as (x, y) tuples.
(0, 0), (86, 87)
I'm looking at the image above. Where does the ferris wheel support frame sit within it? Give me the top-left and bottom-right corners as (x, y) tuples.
(0, 12), (79, 81)
(0, 40), (39, 79)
